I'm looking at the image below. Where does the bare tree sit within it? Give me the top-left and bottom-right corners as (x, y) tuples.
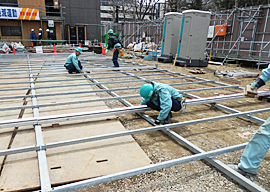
(134, 0), (160, 21)
(166, 0), (187, 12)
(106, 0), (134, 22)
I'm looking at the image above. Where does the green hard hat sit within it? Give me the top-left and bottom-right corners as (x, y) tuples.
(75, 47), (82, 53)
(140, 83), (154, 101)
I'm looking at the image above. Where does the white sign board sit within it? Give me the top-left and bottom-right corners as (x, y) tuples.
(207, 26), (214, 38)
(35, 46), (43, 53)
(85, 40), (91, 46)
(48, 20), (54, 27)
(0, 6), (40, 20)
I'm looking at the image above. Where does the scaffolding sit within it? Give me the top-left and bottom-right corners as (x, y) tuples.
(206, 4), (270, 67)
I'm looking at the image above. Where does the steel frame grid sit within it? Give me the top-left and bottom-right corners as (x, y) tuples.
(0, 52), (269, 192)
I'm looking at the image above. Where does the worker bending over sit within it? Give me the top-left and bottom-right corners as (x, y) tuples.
(64, 47), (84, 74)
(107, 29), (122, 67)
(228, 65), (270, 180)
(140, 82), (184, 125)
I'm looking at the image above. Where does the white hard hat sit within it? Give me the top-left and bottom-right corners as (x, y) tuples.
(39, 28), (42, 31)
(31, 29), (34, 31)
(46, 29), (49, 32)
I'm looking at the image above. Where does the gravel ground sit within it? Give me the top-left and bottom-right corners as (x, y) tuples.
(76, 51), (270, 192)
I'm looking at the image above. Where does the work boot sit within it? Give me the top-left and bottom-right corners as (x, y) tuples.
(68, 70), (73, 74)
(227, 164), (257, 180)
(163, 114), (171, 125)
(169, 112), (173, 118)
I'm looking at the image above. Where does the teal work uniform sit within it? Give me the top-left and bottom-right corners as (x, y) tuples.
(65, 53), (81, 71)
(238, 65), (270, 174)
(140, 82), (183, 120)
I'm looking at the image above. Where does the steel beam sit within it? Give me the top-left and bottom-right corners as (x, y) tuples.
(0, 66), (155, 75)
(0, 73), (193, 85)
(0, 79), (215, 93)
(27, 55), (52, 192)
(0, 69), (167, 80)
(0, 85), (239, 101)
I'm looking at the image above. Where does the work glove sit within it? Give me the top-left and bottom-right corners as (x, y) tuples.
(154, 119), (161, 125)
(79, 69), (85, 73)
(250, 78), (265, 90)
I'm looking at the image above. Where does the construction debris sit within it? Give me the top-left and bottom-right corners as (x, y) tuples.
(189, 68), (206, 74)
(214, 70), (259, 78)
(0, 42), (26, 53)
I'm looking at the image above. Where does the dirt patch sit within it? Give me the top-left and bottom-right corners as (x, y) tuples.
(77, 52), (270, 192)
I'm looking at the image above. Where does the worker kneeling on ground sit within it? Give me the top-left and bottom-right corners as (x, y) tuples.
(140, 82), (184, 125)
(228, 65), (270, 180)
(64, 47), (84, 74)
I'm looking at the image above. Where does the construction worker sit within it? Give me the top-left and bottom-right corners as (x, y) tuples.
(30, 29), (37, 47)
(38, 28), (42, 46)
(107, 29), (122, 67)
(64, 47), (84, 74)
(46, 29), (51, 40)
(140, 82), (184, 125)
(228, 65), (270, 180)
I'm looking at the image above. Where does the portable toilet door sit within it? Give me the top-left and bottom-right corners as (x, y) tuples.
(158, 12), (183, 63)
(175, 10), (211, 67)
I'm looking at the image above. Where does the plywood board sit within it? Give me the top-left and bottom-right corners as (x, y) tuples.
(0, 55), (151, 191)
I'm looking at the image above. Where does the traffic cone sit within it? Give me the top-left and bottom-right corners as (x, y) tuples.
(102, 44), (105, 55)
(12, 45), (16, 55)
(53, 44), (57, 53)
(88, 41), (90, 46)
(79, 43), (82, 48)
(31, 42), (33, 47)
(100, 42), (102, 47)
